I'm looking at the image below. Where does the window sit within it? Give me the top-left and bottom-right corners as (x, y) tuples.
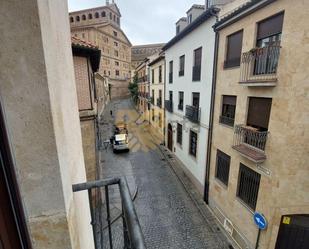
(177, 123), (183, 145)
(82, 15), (86, 20)
(247, 97), (272, 131)
(188, 14), (193, 24)
(114, 15), (116, 21)
(152, 69), (154, 83)
(101, 11), (106, 17)
(152, 109), (155, 121)
(115, 61), (119, 66)
(169, 91), (173, 101)
(178, 92), (184, 110)
(114, 50), (119, 57)
(159, 113), (162, 127)
(237, 164), (261, 210)
(189, 130), (197, 157)
(152, 90), (154, 104)
(113, 31), (118, 37)
(117, 17), (120, 24)
(225, 30), (243, 68)
(179, 55), (185, 76)
(176, 25), (180, 35)
(159, 66), (162, 83)
(220, 96), (236, 126)
(88, 13), (93, 19)
(215, 150), (231, 186)
(192, 92), (200, 108)
(114, 41), (118, 47)
(169, 61), (173, 83)
(110, 13), (112, 20)
(76, 16), (80, 22)
(193, 47), (202, 81)
(95, 12), (99, 18)
(70, 17), (74, 23)
(115, 70), (119, 76)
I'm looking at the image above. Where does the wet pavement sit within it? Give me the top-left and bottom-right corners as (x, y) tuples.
(97, 98), (231, 249)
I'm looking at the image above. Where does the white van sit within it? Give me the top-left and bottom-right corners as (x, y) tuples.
(113, 134), (129, 152)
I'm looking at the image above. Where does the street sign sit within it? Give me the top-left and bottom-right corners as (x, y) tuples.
(254, 212), (267, 230)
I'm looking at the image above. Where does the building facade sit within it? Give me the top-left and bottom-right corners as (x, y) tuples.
(207, 0), (309, 248)
(163, 5), (219, 195)
(69, 0), (132, 99)
(136, 59), (150, 121)
(148, 53), (165, 140)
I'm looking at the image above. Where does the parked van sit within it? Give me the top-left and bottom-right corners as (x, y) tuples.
(113, 134), (129, 152)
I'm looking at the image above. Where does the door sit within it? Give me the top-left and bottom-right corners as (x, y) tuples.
(275, 215), (309, 249)
(0, 102), (31, 249)
(167, 123), (173, 151)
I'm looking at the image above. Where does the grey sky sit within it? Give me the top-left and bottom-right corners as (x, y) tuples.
(68, 0), (205, 45)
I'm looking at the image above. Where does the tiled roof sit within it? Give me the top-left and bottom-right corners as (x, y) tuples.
(71, 36), (98, 49)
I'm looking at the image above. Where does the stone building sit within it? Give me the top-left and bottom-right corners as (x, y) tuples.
(148, 53), (165, 141)
(0, 0), (94, 248)
(72, 37), (109, 182)
(69, 0), (132, 99)
(206, 0), (309, 248)
(136, 59), (150, 121)
(131, 43), (165, 74)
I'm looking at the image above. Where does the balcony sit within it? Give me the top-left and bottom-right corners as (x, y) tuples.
(185, 105), (200, 123)
(219, 115), (234, 127)
(165, 100), (173, 113)
(232, 125), (268, 163)
(157, 98), (162, 108)
(192, 66), (201, 81)
(240, 45), (281, 86)
(73, 177), (146, 249)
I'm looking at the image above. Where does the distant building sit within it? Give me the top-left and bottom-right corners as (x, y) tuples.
(148, 53), (165, 141)
(136, 59), (150, 121)
(69, 0), (132, 99)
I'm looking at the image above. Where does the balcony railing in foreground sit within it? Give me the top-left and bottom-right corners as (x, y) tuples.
(240, 45), (281, 85)
(73, 177), (146, 249)
(185, 105), (200, 123)
(232, 125), (268, 163)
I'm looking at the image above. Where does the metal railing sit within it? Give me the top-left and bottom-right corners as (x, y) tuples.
(73, 177), (146, 249)
(185, 105), (200, 123)
(219, 115), (234, 127)
(233, 125), (268, 152)
(164, 100), (173, 113)
(240, 45), (281, 84)
(157, 98), (162, 108)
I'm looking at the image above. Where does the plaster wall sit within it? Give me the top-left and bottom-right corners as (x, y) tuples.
(165, 16), (216, 191)
(209, 0), (309, 248)
(0, 0), (94, 248)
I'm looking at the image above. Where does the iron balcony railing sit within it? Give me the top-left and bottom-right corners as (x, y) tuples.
(73, 177), (146, 249)
(192, 65), (201, 81)
(157, 98), (162, 108)
(185, 105), (200, 123)
(240, 45), (281, 84)
(165, 100), (173, 113)
(232, 125), (269, 163)
(169, 72), (173, 83)
(219, 115), (235, 127)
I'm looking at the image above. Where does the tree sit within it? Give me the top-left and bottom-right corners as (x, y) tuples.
(128, 73), (138, 103)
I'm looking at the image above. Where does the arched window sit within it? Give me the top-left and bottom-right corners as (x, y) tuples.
(76, 16), (80, 22)
(95, 12), (99, 18)
(88, 13), (93, 19)
(101, 11), (106, 17)
(70, 17), (74, 23)
(82, 15), (86, 20)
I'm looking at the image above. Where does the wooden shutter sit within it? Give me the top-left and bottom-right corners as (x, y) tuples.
(257, 13), (284, 40)
(194, 47), (202, 66)
(226, 30), (243, 67)
(247, 97), (272, 129)
(223, 95), (236, 105)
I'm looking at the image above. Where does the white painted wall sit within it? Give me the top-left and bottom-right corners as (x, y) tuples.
(165, 16), (216, 190)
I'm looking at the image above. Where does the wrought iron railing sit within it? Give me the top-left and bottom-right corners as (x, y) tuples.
(219, 115), (234, 127)
(157, 98), (162, 108)
(192, 66), (201, 81)
(185, 105), (200, 123)
(73, 177), (146, 249)
(165, 100), (173, 113)
(240, 45), (281, 84)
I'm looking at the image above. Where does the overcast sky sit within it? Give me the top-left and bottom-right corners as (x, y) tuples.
(68, 0), (205, 45)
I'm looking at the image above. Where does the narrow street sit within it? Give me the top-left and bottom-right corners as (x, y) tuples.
(98, 98), (230, 249)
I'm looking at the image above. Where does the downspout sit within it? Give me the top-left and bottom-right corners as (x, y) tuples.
(204, 13), (219, 204)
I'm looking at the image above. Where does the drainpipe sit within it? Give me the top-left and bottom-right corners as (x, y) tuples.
(204, 16), (219, 204)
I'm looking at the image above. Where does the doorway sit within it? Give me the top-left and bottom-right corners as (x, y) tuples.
(275, 214), (309, 249)
(167, 123), (173, 151)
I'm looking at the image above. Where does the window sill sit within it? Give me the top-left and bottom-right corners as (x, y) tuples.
(236, 197), (255, 215)
(176, 143), (183, 149)
(214, 178), (228, 190)
(219, 122), (234, 129)
(223, 65), (240, 70)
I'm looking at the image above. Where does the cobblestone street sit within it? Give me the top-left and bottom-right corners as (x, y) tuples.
(98, 98), (231, 249)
